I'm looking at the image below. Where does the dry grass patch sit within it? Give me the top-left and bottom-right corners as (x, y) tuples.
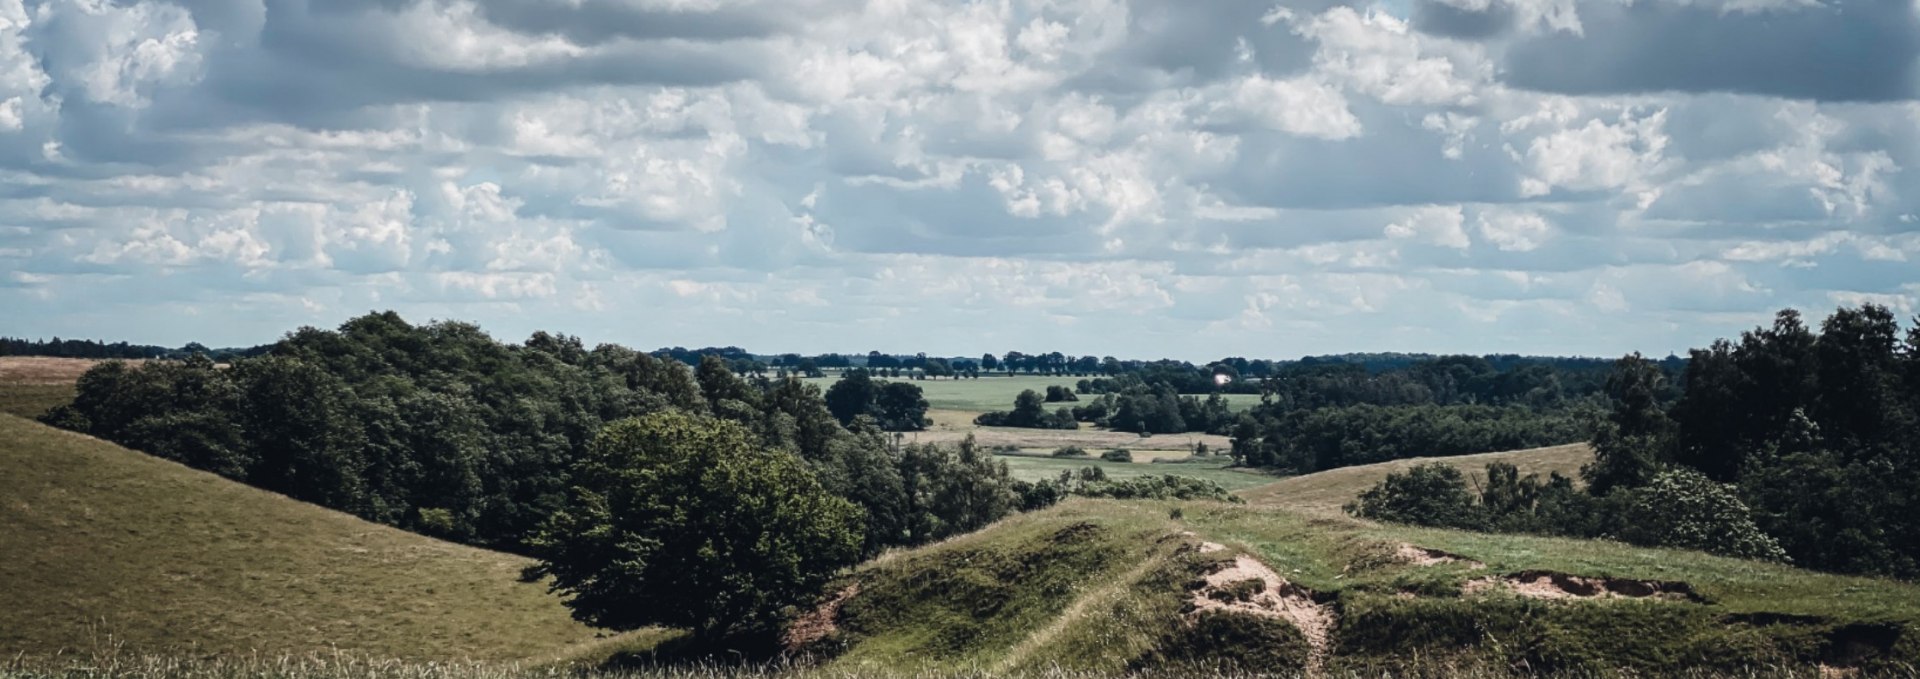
(0, 357), (123, 384)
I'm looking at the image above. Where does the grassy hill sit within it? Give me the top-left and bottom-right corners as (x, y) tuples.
(0, 414), (629, 661)
(1236, 443), (1594, 514)
(809, 498), (1920, 675)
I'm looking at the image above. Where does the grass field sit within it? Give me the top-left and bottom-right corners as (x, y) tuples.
(1234, 443), (1594, 514)
(0, 414), (628, 661)
(995, 453), (1278, 492)
(799, 375), (1263, 414)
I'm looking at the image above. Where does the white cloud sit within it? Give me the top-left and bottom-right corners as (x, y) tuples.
(1385, 205), (1470, 249)
(0, 0), (1913, 360)
(1477, 209), (1552, 252)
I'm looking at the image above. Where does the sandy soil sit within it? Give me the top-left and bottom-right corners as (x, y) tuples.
(1188, 551), (1335, 676)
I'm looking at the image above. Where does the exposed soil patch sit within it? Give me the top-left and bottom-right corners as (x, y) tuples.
(1394, 543), (1484, 569)
(783, 582), (860, 654)
(1464, 570), (1703, 603)
(1188, 554), (1336, 675)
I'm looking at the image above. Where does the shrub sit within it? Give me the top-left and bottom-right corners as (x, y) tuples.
(1618, 469), (1789, 562)
(1052, 446), (1090, 458)
(1100, 449), (1133, 463)
(1347, 463), (1484, 530)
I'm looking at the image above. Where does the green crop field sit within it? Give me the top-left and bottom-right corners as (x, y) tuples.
(799, 374), (1262, 414)
(996, 453), (1279, 491)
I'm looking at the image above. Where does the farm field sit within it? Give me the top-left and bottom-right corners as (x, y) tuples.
(0, 356), (95, 418)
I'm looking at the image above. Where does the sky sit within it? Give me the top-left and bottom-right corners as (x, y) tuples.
(1, 0), (1917, 361)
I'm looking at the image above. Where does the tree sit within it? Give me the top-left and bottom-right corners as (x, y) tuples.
(824, 369), (878, 425)
(530, 412), (863, 640)
(1584, 353), (1674, 495)
(873, 381), (930, 431)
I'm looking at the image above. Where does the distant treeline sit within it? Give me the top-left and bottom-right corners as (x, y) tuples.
(0, 337), (268, 361)
(967, 353), (1618, 458)
(1350, 305), (1920, 579)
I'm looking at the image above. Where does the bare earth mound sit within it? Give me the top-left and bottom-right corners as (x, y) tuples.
(0, 414), (602, 661)
(1188, 551), (1336, 675)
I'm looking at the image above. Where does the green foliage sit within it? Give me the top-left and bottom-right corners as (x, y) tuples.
(1347, 463), (1485, 530)
(896, 436), (1021, 544)
(530, 412), (863, 639)
(973, 389), (1076, 429)
(1051, 446), (1089, 458)
(823, 369), (928, 431)
(1664, 306), (1920, 577)
(1230, 403), (1593, 472)
(1100, 448), (1133, 463)
(1583, 353), (1675, 495)
(1617, 469), (1789, 562)
(1043, 385), (1077, 402)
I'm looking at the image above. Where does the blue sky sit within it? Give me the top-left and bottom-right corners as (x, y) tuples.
(2, 0), (1917, 360)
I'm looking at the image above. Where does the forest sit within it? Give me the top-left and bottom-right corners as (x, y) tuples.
(1348, 305), (1920, 579)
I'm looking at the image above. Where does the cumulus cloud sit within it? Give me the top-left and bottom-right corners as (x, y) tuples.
(1, 0), (1916, 359)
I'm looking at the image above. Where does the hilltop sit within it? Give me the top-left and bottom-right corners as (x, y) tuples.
(1236, 443), (1594, 513)
(804, 498), (1920, 675)
(0, 414), (629, 661)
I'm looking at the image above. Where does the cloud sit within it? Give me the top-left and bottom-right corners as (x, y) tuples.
(1499, 0), (1920, 102)
(0, 0), (1915, 360)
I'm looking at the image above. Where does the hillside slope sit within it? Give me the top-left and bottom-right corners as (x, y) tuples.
(0, 414), (608, 661)
(804, 498), (1920, 675)
(1236, 443), (1593, 513)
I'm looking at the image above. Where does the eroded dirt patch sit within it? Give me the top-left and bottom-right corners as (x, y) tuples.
(1394, 543), (1485, 568)
(1464, 570), (1703, 602)
(783, 582), (860, 653)
(1188, 554), (1336, 675)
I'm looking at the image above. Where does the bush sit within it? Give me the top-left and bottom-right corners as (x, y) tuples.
(1100, 449), (1133, 463)
(1618, 469), (1789, 562)
(1347, 463), (1484, 530)
(1052, 446), (1090, 458)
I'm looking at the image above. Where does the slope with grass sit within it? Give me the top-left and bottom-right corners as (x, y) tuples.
(802, 497), (1920, 676)
(0, 414), (622, 661)
(996, 453), (1276, 492)
(1235, 443), (1594, 514)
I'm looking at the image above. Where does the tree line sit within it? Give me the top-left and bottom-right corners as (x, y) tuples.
(1350, 305), (1920, 578)
(1, 337), (268, 361)
(38, 311), (1220, 644)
